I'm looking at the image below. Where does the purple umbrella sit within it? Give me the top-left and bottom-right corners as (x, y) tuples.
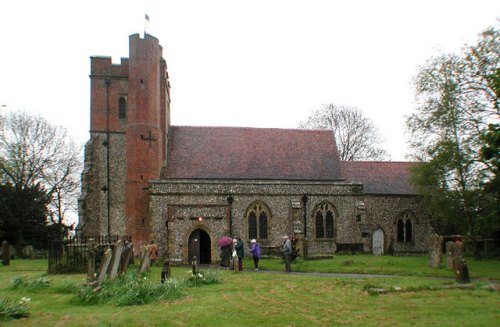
(218, 236), (233, 248)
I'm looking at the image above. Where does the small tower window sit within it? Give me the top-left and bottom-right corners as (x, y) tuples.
(118, 97), (127, 119)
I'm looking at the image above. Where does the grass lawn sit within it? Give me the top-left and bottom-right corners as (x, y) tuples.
(0, 256), (499, 326)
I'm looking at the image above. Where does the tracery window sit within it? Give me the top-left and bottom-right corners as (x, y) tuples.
(246, 201), (270, 240)
(118, 97), (127, 119)
(314, 202), (336, 239)
(396, 211), (414, 243)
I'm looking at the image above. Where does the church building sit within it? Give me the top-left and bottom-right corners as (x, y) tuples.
(78, 33), (432, 264)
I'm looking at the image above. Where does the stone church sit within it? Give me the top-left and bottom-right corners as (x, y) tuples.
(78, 33), (432, 264)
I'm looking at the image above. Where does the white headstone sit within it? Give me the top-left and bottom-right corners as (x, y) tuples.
(372, 228), (384, 255)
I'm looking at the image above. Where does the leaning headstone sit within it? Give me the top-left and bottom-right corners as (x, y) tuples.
(108, 239), (124, 278)
(2, 241), (11, 266)
(119, 242), (134, 275)
(96, 248), (113, 285)
(428, 234), (443, 268)
(139, 245), (152, 273)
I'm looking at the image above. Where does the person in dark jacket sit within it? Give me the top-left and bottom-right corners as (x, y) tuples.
(249, 239), (261, 270)
(235, 237), (244, 271)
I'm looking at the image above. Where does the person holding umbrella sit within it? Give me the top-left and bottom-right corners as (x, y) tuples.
(218, 236), (232, 268)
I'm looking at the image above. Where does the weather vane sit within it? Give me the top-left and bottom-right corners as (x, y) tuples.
(144, 13), (150, 36)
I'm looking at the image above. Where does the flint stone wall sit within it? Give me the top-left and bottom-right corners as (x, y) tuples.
(149, 179), (431, 263)
(78, 132), (127, 236)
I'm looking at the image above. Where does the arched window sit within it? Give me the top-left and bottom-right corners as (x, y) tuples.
(314, 202), (336, 239)
(245, 201), (270, 240)
(118, 97), (127, 119)
(396, 211), (414, 243)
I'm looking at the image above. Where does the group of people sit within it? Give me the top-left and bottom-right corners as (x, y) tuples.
(220, 235), (293, 272)
(149, 235), (293, 272)
(220, 237), (261, 271)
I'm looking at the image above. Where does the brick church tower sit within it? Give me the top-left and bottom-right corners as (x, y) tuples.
(78, 33), (170, 247)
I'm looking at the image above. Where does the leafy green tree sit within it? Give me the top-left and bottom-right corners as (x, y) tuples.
(299, 104), (389, 161)
(406, 26), (499, 258)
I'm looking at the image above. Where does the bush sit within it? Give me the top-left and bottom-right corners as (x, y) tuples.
(76, 272), (184, 306)
(10, 275), (51, 291)
(184, 269), (222, 287)
(0, 297), (30, 321)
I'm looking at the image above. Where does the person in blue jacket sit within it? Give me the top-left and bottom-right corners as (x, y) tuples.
(249, 239), (261, 271)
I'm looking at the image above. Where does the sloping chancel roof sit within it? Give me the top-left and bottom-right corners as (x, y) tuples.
(341, 161), (417, 195)
(163, 126), (343, 181)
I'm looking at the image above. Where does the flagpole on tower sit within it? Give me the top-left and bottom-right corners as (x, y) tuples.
(144, 13), (150, 37)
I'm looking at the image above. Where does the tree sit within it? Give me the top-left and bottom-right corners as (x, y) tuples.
(0, 111), (82, 248)
(299, 104), (389, 161)
(406, 26), (500, 258)
(0, 182), (50, 252)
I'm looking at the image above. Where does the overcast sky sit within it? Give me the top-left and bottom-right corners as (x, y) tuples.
(1, 0), (499, 161)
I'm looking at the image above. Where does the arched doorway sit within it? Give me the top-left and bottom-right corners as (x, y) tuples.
(372, 228), (384, 255)
(188, 229), (211, 264)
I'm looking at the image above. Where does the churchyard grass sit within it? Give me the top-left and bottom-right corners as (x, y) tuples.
(247, 254), (500, 279)
(0, 257), (498, 326)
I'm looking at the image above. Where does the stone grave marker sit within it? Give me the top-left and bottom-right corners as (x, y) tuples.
(428, 233), (443, 268)
(446, 241), (454, 269)
(454, 258), (471, 283)
(119, 242), (134, 275)
(450, 240), (464, 270)
(139, 245), (152, 273)
(96, 248), (113, 285)
(191, 256), (198, 275)
(108, 239), (124, 278)
(86, 238), (97, 282)
(1, 241), (10, 266)
(22, 245), (35, 259)
(161, 258), (171, 283)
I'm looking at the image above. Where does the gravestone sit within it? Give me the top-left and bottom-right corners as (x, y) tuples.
(108, 239), (124, 278)
(22, 245), (35, 259)
(449, 240), (464, 270)
(96, 248), (113, 285)
(161, 258), (171, 283)
(372, 229), (384, 255)
(139, 245), (152, 273)
(428, 234), (443, 268)
(1, 241), (11, 266)
(191, 256), (198, 275)
(446, 241), (454, 269)
(454, 258), (471, 283)
(86, 238), (97, 282)
(119, 242), (134, 275)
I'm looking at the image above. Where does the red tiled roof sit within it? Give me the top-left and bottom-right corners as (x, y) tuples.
(163, 126), (343, 180)
(341, 161), (417, 195)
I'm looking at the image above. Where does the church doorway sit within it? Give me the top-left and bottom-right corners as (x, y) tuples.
(188, 229), (211, 265)
(372, 228), (384, 255)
